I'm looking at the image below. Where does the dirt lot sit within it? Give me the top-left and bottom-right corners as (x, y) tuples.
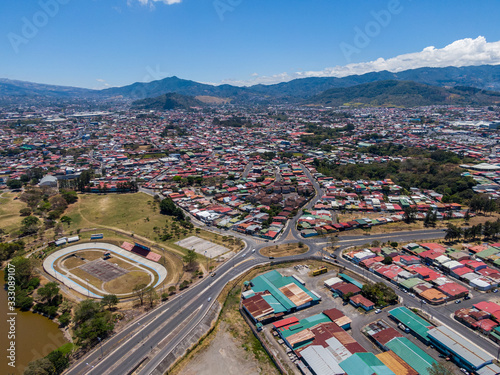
(260, 242), (309, 258)
(177, 322), (276, 375)
(171, 266), (281, 375)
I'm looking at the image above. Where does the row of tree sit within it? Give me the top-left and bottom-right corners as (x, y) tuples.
(444, 219), (500, 242)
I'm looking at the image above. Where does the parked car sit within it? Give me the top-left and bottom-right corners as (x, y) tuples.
(464, 295), (471, 300)
(455, 299), (461, 304)
(375, 309), (382, 314)
(493, 289), (498, 293)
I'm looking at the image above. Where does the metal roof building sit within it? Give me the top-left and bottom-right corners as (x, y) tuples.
(339, 273), (364, 289)
(300, 345), (345, 375)
(385, 337), (436, 375)
(427, 325), (494, 372)
(250, 270), (320, 312)
(376, 350), (418, 375)
(388, 307), (434, 344)
(339, 352), (395, 375)
(477, 363), (500, 375)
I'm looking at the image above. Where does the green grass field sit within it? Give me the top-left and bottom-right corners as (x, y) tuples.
(0, 191), (28, 234)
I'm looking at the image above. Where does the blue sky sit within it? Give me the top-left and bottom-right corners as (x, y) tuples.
(2, 0), (500, 89)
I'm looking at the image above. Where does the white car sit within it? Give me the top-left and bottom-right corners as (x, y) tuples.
(207, 297), (212, 302)
(375, 309), (382, 314)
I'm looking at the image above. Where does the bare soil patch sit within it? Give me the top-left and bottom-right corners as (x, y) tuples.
(177, 322), (275, 375)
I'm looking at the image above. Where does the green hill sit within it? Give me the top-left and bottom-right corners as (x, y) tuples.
(308, 80), (500, 107)
(131, 92), (204, 110)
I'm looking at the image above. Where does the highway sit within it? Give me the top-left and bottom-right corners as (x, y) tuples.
(67, 164), (497, 375)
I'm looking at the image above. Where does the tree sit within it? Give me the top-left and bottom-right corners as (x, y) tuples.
(403, 206), (418, 224)
(133, 283), (148, 305)
(6, 257), (33, 288)
(46, 348), (70, 374)
(73, 299), (102, 324)
(100, 294), (119, 310)
(424, 208), (437, 227)
(159, 197), (185, 221)
(23, 357), (55, 375)
(444, 223), (462, 242)
(60, 216), (72, 227)
(0, 241), (24, 261)
(74, 312), (114, 348)
(37, 282), (60, 304)
(168, 285), (177, 295)
(342, 291), (354, 302)
(362, 282), (398, 306)
(21, 215), (40, 235)
(427, 362), (455, 375)
(7, 179), (23, 189)
(145, 287), (159, 308)
(382, 256), (393, 265)
(60, 189), (78, 204)
(20, 207), (32, 216)
(182, 249), (197, 270)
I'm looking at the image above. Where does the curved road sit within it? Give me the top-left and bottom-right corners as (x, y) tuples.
(67, 165), (456, 375)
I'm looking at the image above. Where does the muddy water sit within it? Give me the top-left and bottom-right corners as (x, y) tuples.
(0, 270), (69, 374)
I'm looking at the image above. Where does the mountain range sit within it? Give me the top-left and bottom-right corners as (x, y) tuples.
(3, 64), (500, 107)
(309, 80), (500, 107)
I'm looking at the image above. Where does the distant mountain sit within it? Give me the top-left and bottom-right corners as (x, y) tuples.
(309, 80), (500, 107)
(251, 65), (500, 99)
(101, 76), (258, 103)
(0, 78), (97, 97)
(3, 64), (500, 106)
(131, 92), (204, 110)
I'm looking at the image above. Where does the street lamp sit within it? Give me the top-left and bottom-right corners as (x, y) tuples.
(137, 323), (145, 342)
(97, 337), (103, 358)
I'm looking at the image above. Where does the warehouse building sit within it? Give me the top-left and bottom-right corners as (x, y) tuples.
(385, 337), (436, 375)
(242, 270), (321, 322)
(427, 325), (494, 372)
(376, 351), (418, 375)
(339, 352), (395, 375)
(388, 307), (434, 344)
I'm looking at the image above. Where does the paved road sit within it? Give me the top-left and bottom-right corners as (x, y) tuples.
(68, 228), (450, 375)
(68, 165), (477, 375)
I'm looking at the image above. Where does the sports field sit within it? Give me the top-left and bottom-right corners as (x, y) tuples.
(48, 243), (166, 298)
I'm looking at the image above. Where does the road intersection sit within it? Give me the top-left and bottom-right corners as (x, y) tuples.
(67, 166), (495, 375)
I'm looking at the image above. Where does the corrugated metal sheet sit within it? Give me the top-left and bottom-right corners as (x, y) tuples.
(388, 307), (433, 341)
(301, 345), (345, 375)
(376, 351), (418, 375)
(340, 352), (395, 375)
(386, 337), (437, 375)
(427, 326), (493, 369)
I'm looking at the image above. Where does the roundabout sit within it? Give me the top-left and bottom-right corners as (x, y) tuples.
(43, 242), (167, 298)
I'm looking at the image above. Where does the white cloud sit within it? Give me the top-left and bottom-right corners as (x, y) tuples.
(133, 0), (182, 6)
(223, 36), (500, 86)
